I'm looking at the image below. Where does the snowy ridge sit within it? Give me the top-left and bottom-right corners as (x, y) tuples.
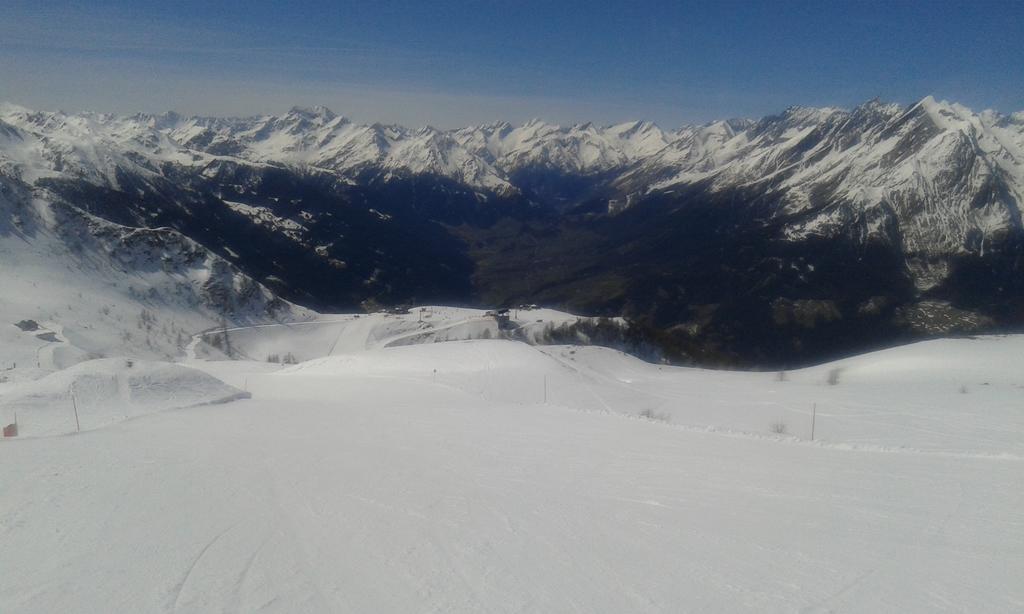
(451, 118), (675, 174)
(0, 102), (677, 194)
(617, 97), (1024, 258)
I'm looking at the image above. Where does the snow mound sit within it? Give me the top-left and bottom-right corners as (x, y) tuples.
(0, 358), (249, 437)
(278, 340), (569, 405)
(794, 335), (1024, 385)
(285, 339), (555, 376)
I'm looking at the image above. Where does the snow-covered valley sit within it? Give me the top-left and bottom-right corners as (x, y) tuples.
(2, 306), (1022, 612)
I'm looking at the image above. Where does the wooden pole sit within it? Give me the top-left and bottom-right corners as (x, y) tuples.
(71, 389), (81, 433)
(811, 403), (817, 441)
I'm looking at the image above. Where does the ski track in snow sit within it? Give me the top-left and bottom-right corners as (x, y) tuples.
(168, 524), (236, 612)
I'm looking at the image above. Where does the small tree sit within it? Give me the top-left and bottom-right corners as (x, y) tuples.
(220, 322), (234, 358)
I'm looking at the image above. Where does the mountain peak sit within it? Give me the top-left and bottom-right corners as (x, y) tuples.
(909, 95), (977, 133)
(608, 119), (657, 137)
(286, 105), (338, 122)
(522, 117), (554, 129)
(911, 95), (965, 118)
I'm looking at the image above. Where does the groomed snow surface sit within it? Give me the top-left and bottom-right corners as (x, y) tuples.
(2, 310), (1023, 613)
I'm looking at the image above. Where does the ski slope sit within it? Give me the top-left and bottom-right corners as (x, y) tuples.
(2, 327), (1023, 612)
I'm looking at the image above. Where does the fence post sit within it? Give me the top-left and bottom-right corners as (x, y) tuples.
(810, 403), (817, 441)
(71, 388), (81, 433)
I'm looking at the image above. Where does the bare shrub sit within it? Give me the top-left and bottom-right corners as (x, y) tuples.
(826, 367), (843, 386)
(639, 408), (670, 423)
(770, 421), (788, 434)
(776, 371), (787, 382)
(959, 384), (968, 394)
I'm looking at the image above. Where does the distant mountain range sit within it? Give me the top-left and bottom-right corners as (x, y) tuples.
(2, 97), (1021, 366)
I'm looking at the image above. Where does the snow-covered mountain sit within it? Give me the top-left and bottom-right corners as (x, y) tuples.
(615, 97), (1024, 267)
(0, 102), (679, 194)
(451, 118), (675, 174)
(3, 96), (1020, 246)
(3, 96), (1020, 232)
(1, 97), (1021, 365)
(0, 162), (311, 370)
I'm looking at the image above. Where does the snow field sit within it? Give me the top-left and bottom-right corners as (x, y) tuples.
(2, 314), (1023, 612)
(2, 357), (1022, 612)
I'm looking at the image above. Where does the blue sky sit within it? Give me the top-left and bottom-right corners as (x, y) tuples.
(1, 0), (1021, 127)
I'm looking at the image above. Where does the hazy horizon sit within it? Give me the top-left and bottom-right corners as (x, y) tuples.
(2, 1), (1022, 128)
(5, 94), (1021, 133)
